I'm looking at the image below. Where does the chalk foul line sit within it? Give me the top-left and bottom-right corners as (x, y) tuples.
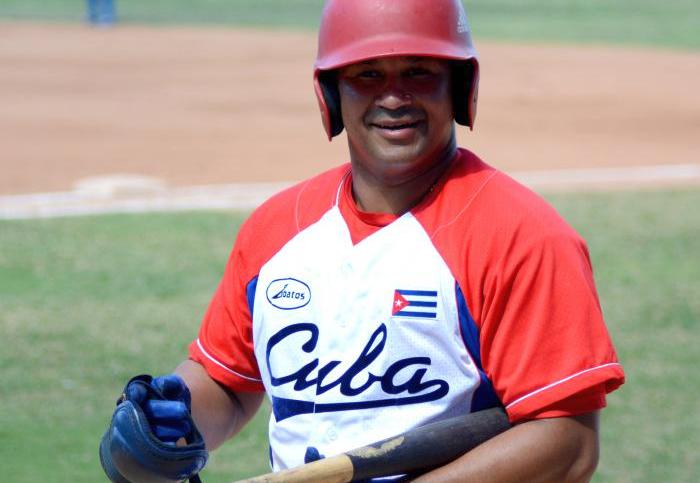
(1, 164), (699, 220)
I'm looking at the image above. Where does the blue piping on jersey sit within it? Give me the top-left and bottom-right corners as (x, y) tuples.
(246, 276), (258, 319)
(455, 283), (502, 412)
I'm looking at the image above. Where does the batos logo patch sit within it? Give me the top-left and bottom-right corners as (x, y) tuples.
(266, 278), (311, 310)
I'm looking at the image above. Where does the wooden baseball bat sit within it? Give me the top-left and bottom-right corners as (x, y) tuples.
(233, 407), (511, 483)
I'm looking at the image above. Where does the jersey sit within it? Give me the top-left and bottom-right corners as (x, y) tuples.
(189, 148), (625, 471)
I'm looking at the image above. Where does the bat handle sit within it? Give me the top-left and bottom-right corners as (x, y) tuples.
(234, 454), (353, 483)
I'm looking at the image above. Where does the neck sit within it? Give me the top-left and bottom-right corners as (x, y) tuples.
(349, 140), (458, 215)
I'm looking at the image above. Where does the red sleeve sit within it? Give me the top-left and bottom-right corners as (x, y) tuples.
(188, 219), (265, 392)
(417, 151), (624, 423)
(479, 225), (624, 423)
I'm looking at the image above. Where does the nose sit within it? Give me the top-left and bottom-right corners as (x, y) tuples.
(375, 76), (413, 110)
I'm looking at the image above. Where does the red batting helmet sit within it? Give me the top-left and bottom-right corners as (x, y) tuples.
(314, 0), (480, 140)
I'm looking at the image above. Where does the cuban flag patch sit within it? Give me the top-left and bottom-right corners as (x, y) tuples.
(392, 289), (438, 319)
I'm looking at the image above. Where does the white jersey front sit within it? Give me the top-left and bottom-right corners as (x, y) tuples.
(254, 207), (478, 468)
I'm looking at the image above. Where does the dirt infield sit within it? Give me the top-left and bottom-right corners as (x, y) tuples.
(1, 23), (699, 196)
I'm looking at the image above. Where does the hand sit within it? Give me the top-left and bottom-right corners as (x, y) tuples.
(100, 374), (208, 483)
(126, 374), (193, 444)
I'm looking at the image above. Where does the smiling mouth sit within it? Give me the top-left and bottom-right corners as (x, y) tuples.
(370, 120), (423, 131)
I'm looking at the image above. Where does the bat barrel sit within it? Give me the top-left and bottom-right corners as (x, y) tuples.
(348, 407), (511, 480)
(233, 407), (511, 483)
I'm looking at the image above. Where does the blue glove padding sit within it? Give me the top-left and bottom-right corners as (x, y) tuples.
(133, 374), (193, 444)
(99, 374), (207, 483)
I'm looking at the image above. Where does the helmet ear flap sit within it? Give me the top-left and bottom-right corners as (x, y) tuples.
(452, 60), (476, 128)
(317, 70), (344, 138)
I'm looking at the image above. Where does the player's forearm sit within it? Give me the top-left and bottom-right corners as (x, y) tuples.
(175, 359), (264, 450)
(412, 412), (600, 483)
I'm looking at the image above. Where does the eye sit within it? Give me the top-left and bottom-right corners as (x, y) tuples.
(405, 67), (434, 78)
(355, 69), (382, 79)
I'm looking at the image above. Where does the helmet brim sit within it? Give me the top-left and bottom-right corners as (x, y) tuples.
(315, 33), (477, 71)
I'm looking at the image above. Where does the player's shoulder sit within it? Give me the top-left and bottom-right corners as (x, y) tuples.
(440, 148), (579, 239)
(417, 148), (585, 265)
(250, 163), (347, 225)
(236, 163), (349, 248)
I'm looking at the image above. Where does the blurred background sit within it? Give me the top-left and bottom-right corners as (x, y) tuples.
(0, 1), (698, 481)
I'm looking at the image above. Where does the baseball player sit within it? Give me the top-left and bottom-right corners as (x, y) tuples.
(100, 1), (625, 482)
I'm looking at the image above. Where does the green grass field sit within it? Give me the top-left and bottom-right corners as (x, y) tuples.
(1, 188), (699, 482)
(0, 0), (699, 50)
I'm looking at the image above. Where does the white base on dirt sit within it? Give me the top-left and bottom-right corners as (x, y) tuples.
(73, 175), (168, 198)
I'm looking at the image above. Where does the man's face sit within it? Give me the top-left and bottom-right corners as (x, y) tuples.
(337, 56), (456, 186)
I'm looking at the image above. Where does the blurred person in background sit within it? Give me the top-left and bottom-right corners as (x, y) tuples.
(86, 0), (116, 26)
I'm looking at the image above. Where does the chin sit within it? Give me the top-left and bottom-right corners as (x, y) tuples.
(371, 150), (435, 185)
(372, 142), (427, 167)
(348, 130), (449, 184)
